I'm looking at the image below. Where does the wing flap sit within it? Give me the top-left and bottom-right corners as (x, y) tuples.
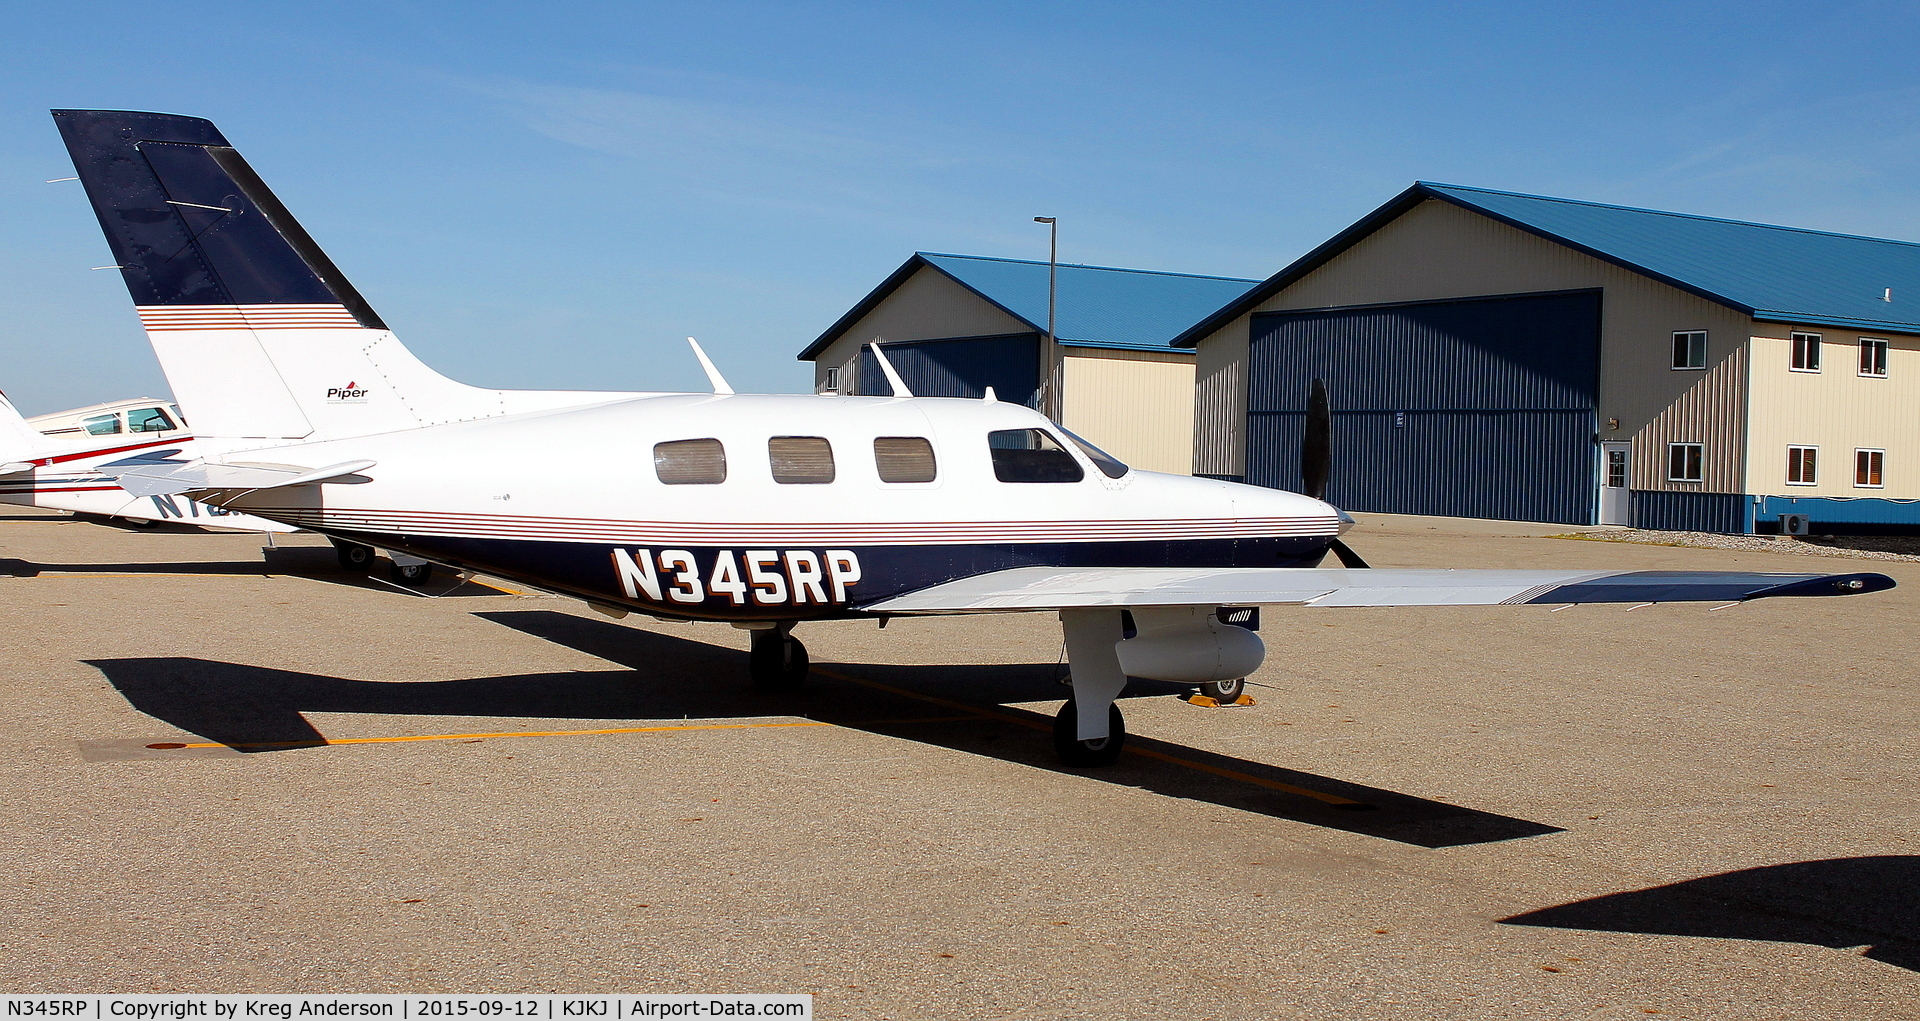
(865, 566), (1895, 614)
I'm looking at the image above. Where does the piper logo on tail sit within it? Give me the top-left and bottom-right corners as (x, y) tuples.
(326, 380), (370, 403)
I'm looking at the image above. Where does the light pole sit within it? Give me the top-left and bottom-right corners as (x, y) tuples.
(1033, 216), (1058, 420)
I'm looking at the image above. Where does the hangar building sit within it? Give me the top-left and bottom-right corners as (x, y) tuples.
(1176, 182), (1920, 533)
(801, 252), (1256, 475)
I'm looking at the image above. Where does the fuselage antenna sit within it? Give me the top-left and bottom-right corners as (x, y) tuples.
(686, 337), (734, 395)
(868, 340), (914, 398)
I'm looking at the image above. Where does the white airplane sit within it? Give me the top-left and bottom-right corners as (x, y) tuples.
(46, 109), (1895, 766)
(0, 390), (288, 532)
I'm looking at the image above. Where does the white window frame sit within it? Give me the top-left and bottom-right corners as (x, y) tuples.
(1671, 330), (1707, 370)
(1786, 445), (1818, 486)
(1855, 448), (1885, 489)
(1790, 332), (1822, 373)
(1666, 442), (1704, 483)
(823, 366), (840, 392)
(1859, 338), (1889, 378)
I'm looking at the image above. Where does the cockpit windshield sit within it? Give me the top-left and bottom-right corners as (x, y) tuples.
(1059, 428), (1129, 479)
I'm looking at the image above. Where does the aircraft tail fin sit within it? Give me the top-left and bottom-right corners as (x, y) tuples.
(52, 110), (631, 444)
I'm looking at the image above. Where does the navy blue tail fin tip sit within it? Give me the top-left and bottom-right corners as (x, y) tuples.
(51, 109), (384, 328)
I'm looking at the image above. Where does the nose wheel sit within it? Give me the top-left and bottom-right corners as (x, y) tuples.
(750, 626), (809, 691)
(391, 560), (434, 586)
(1198, 676), (1246, 702)
(1052, 700), (1126, 767)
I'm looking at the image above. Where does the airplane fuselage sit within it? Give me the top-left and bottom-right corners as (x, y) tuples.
(201, 392), (1342, 620)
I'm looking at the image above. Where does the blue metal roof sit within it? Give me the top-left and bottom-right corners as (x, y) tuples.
(801, 253), (1258, 360)
(1174, 182), (1920, 346)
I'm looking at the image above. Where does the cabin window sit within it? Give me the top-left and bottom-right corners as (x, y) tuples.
(1860, 338), (1889, 377)
(127, 407), (176, 433)
(988, 429), (1084, 483)
(1666, 443), (1703, 483)
(1791, 332), (1822, 372)
(1671, 331), (1706, 370)
(1855, 448), (1885, 488)
(874, 437), (937, 483)
(81, 413), (122, 436)
(769, 436), (835, 484)
(1786, 445), (1818, 486)
(823, 367), (840, 392)
(654, 438), (727, 485)
(1060, 428), (1129, 479)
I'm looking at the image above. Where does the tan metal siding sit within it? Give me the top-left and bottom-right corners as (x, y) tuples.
(1194, 198), (1760, 491)
(1061, 348), (1195, 475)
(1634, 343), (1747, 493)
(1191, 317), (1247, 476)
(1744, 325), (1920, 498)
(809, 265), (1029, 389)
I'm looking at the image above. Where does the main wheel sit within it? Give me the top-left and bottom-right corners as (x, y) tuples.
(749, 629), (809, 691)
(334, 541), (375, 572)
(1199, 677), (1246, 702)
(391, 560), (434, 586)
(1052, 699), (1126, 767)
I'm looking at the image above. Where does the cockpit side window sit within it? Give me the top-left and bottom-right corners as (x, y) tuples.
(655, 438), (728, 485)
(988, 429), (1084, 483)
(1059, 427), (1129, 479)
(127, 407), (177, 433)
(769, 436), (835, 484)
(873, 437), (937, 483)
(82, 413), (122, 436)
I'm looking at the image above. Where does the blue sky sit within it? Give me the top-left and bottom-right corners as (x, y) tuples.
(2, 1), (1917, 413)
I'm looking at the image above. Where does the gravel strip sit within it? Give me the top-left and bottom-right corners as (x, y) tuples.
(1552, 528), (1920, 563)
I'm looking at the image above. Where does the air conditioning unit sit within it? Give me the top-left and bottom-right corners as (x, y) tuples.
(1779, 513), (1811, 536)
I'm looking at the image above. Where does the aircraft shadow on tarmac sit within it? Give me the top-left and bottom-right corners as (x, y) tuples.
(1501, 856), (1920, 971)
(86, 608), (1565, 850)
(1, 547), (501, 596)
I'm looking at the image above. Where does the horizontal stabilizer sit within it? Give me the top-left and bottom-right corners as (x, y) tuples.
(102, 457), (376, 497)
(866, 567), (1896, 614)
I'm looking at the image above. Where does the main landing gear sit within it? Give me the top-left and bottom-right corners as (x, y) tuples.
(1053, 608), (1131, 768)
(749, 623), (809, 691)
(331, 538), (435, 587)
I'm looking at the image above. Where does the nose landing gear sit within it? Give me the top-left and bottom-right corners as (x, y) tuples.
(1197, 676), (1246, 703)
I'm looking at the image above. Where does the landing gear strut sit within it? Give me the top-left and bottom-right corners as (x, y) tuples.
(749, 624), (809, 691)
(1054, 608), (1130, 768)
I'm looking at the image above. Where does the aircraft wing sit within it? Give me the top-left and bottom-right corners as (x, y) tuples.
(864, 566), (1896, 614)
(101, 457), (376, 497)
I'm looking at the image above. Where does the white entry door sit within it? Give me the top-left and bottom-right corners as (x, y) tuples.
(1599, 442), (1631, 525)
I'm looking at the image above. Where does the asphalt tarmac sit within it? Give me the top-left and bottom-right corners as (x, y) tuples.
(0, 506), (1915, 1019)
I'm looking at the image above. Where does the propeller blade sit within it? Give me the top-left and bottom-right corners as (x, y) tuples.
(1328, 537), (1370, 569)
(1301, 378), (1331, 501)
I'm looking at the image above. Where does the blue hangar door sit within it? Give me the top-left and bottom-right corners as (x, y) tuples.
(855, 333), (1041, 406)
(1246, 290), (1601, 524)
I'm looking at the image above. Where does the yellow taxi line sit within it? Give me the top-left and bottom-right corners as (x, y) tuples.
(153, 720), (832, 751)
